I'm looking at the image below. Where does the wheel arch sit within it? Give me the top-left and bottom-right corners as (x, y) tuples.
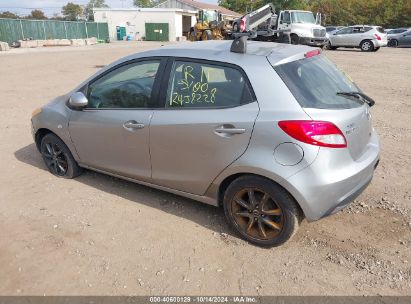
(360, 39), (374, 49)
(34, 128), (55, 151)
(35, 128), (77, 161)
(390, 39), (399, 47)
(215, 172), (305, 219)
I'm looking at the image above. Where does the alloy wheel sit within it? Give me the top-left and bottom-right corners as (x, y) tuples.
(230, 188), (284, 240)
(41, 141), (68, 176)
(362, 41), (371, 51)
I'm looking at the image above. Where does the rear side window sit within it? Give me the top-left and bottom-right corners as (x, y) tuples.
(274, 55), (361, 109)
(165, 60), (254, 108)
(353, 27), (371, 33)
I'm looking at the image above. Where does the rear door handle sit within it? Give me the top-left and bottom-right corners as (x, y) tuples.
(123, 120), (145, 130)
(215, 127), (246, 135)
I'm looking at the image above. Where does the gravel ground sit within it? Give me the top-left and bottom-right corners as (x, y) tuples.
(0, 42), (410, 296)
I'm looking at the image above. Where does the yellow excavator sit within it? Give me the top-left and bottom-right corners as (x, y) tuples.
(188, 9), (228, 41)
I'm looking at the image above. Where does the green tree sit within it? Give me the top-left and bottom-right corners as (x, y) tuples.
(133, 0), (161, 8)
(219, 0), (411, 28)
(0, 11), (20, 19)
(62, 2), (83, 21)
(218, 0), (255, 13)
(218, 0), (308, 14)
(26, 9), (47, 20)
(85, 0), (109, 21)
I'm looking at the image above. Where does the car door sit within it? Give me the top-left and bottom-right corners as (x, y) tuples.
(278, 11), (291, 32)
(149, 59), (259, 195)
(331, 27), (352, 46)
(68, 58), (165, 180)
(400, 31), (411, 46)
(349, 27), (363, 46)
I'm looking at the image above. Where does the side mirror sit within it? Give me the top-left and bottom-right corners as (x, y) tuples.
(69, 92), (88, 108)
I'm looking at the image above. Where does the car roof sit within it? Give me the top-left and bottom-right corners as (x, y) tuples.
(126, 40), (314, 66)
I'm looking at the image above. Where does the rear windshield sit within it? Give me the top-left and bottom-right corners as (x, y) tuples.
(376, 27), (385, 33)
(274, 55), (361, 109)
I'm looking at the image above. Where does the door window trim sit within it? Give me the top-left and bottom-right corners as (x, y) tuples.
(69, 57), (168, 111)
(157, 57), (257, 110)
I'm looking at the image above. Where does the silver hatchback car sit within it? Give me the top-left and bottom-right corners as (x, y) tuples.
(31, 40), (380, 247)
(328, 25), (387, 51)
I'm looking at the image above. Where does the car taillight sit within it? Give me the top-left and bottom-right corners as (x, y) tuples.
(278, 120), (347, 148)
(374, 33), (381, 40)
(304, 49), (321, 58)
(239, 17), (246, 32)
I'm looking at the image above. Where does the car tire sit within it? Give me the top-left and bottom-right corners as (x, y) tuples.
(360, 40), (374, 52)
(223, 175), (302, 247)
(202, 30), (213, 41)
(326, 41), (338, 50)
(389, 39), (399, 47)
(290, 34), (299, 45)
(188, 28), (197, 42)
(40, 133), (82, 179)
(233, 22), (239, 32)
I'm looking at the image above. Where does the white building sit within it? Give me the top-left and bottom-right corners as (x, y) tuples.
(93, 8), (197, 42)
(156, 0), (241, 21)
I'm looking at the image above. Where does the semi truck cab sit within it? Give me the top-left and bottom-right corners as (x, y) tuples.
(277, 10), (327, 47)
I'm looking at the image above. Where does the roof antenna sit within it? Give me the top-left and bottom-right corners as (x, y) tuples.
(230, 36), (248, 54)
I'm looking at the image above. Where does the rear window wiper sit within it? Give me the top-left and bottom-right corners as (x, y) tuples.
(336, 91), (375, 107)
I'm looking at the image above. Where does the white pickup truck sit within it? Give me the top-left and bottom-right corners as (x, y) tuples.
(232, 5), (328, 47)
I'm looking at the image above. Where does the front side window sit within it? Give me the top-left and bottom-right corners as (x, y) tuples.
(87, 60), (160, 109)
(283, 11), (291, 23)
(165, 61), (254, 108)
(336, 27), (353, 35)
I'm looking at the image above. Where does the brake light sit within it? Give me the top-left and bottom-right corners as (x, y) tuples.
(304, 49), (321, 58)
(374, 33), (381, 40)
(278, 120), (347, 148)
(239, 17), (246, 32)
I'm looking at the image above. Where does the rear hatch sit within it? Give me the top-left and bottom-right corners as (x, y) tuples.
(375, 26), (388, 44)
(270, 53), (373, 160)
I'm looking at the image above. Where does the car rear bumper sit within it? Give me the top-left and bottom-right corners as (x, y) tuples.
(285, 130), (380, 221)
(299, 37), (328, 47)
(374, 38), (388, 47)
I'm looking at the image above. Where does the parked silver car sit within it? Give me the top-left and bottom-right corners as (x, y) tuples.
(327, 25), (387, 51)
(387, 29), (411, 47)
(31, 41), (380, 247)
(386, 28), (409, 38)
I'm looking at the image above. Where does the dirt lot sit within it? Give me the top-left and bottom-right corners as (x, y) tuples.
(0, 42), (410, 296)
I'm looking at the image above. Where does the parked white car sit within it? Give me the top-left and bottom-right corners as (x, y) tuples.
(327, 25), (387, 52)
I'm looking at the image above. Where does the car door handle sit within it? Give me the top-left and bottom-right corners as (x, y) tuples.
(123, 120), (145, 130)
(215, 127), (246, 135)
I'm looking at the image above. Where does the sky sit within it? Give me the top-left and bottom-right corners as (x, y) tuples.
(0, 0), (218, 17)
